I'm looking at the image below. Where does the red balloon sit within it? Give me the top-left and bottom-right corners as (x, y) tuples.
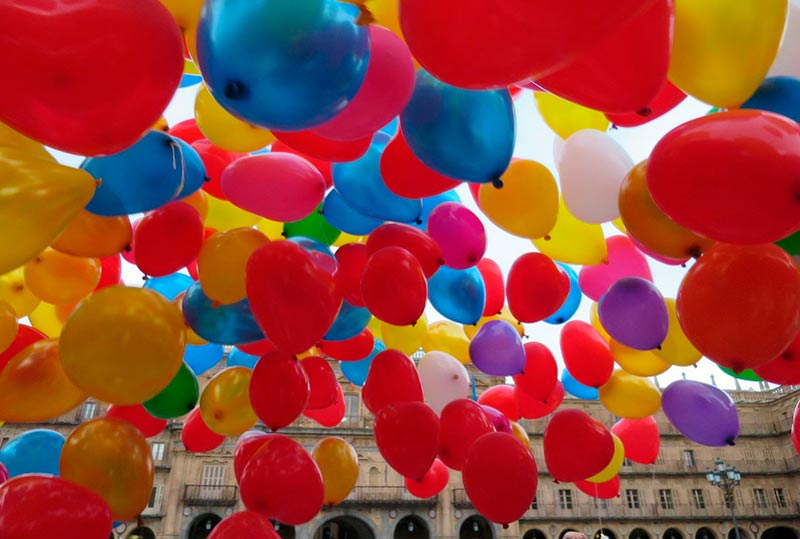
(362, 350), (424, 415)
(380, 130), (461, 199)
(134, 201), (204, 277)
(184, 226), (218, 280)
(467, 183), (482, 209)
(237, 337), (278, 357)
(754, 329), (800, 385)
(318, 329), (374, 361)
(375, 401), (440, 480)
(513, 342), (558, 402)
(182, 407), (225, 453)
(246, 241), (344, 354)
(209, 511), (280, 539)
(576, 475), (621, 499)
(0, 475), (113, 539)
(94, 255), (123, 291)
(271, 140), (333, 187)
(606, 81), (686, 127)
(507, 253), (570, 323)
(301, 356), (338, 410)
(543, 409), (614, 482)
(677, 243), (800, 372)
(240, 434), (324, 525)
(792, 401), (800, 457)
(234, 432), (271, 485)
(0, 0), (183, 156)
(438, 399), (495, 471)
(361, 247), (427, 326)
(477, 385), (520, 421)
(477, 258), (505, 316)
(334, 243), (369, 307)
(462, 432), (538, 525)
(405, 458), (450, 499)
(611, 416), (660, 465)
(250, 351), (310, 431)
(191, 139), (245, 200)
(366, 223), (443, 278)
(272, 130), (370, 162)
(0, 325), (46, 374)
(303, 383), (346, 427)
(560, 321), (615, 388)
(515, 381), (565, 420)
(648, 110), (800, 244)
(105, 404), (167, 438)
(169, 119), (206, 145)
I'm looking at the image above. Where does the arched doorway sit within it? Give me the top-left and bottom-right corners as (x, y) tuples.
(271, 521), (296, 539)
(727, 529), (749, 539)
(696, 528), (716, 539)
(560, 531), (581, 539)
(523, 530), (547, 539)
(460, 516), (493, 539)
(629, 529), (651, 539)
(395, 515), (429, 539)
(664, 529), (684, 539)
(594, 528), (617, 539)
(187, 513), (222, 539)
(128, 527), (156, 539)
(313, 516), (375, 539)
(762, 527), (799, 539)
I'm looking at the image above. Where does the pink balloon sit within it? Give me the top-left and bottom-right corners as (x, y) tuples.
(222, 153), (327, 222)
(427, 202), (486, 269)
(579, 235), (653, 301)
(629, 234), (688, 266)
(481, 405), (511, 433)
(312, 26), (416, 141)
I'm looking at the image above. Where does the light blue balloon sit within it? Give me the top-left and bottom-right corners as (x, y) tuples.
(182, 282), (265, 345)
(741, 76), (800, 122)
(332, 133), (423, 223)
(197, 0), (369, 130)
(179, 73), (203, 88)
(561, 368), (599, 400)
(289, 236), (335, 259)
(173, 138), (208, 199)
(322, 189), (384, 235)
(544, 263), (582, 325)
(379, 117), (399, 137)
(401, 70), (515, 183)
(143, 273), (194, 301)
(414, 190), (461, 231)
(82, 130), (206, 216)
(324, 300), (371, 342)
(0, 429), (65, 478)
(341, 340), (385, 386)
(184, 343), (226, 376)
(227, 347), (260, 370)
(429, 266), (486, 325)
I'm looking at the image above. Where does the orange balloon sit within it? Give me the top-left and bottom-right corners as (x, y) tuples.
(60, 417), (154, 521)
(0, 299), (18, 353)
(510, 421), (532, 452)
(181, 189), (210, 222)
(0, 267), (40, 317)
(311, 437), (359, 506)
(199, 366), (258, 436)
(24, 249), (100, 305)
(463, 307), (525, 339)
(50, 210), (132, 258)
(198, 228), (269, 304)
(173, 292), (208, 345)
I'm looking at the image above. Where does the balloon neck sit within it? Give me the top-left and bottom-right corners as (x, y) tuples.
(415, 218), (423, 225)
(688, 246), (703, 259)
(491, 178), (504, 189)
(636, 107), (653, 117)
(727, 438), (736, 446)
(203, 176), (211, 183)
(610, 124), (619, 130)
(502, 524), (509, 530)
(95, 177), (103, 188)
(224, 80), (247, 100)
(142, 275), (149, 281)
(543, 235), (551, 241)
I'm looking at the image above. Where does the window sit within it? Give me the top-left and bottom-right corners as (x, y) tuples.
(142, 484), (163, 515)
(0, 437), (9, 449)
(659, 489), (675, 509)
(683, 450), (696, 467)
(342, 394), (359, 424)
(622, 457), (632, 468)
(200, 464), (225, 499)
(368, 466), (381, 487)
(753, 488), (768, 508)
(774, 488), (787, 508)
(764, 448), (775, 462)
(594, 498), (608, 509)
(692, 489), (706, 509)
(626, 489), (641, 509)
(151, 442), (165, 461)
(81, 402), (97, 420)
(531, 494), (538, 510)
(558, 489), (573, 510)
(743, 450), (756, 463)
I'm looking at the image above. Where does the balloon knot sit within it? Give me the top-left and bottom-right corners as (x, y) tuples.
(95, 177), (103, 188)
(281, 231), (287, 238)
(636, 107), (653, 117)
(520, 370), (526, 376)
(543, 235), (551, 241)
(491, 178), (504, 189)
(142, 275), (149, 281)
(681, 263), (688, 268)
(610, 124), (619, 130)
(656, 345), (662, 351)
(124, 244), (132, 253)
(553, 479), (560, 484)
(727, 438), (736, 446)
(211, 300), (220, 308)
(503, 524), (509, 530)
(688, 246), (703, 259)
(416, 218), (423, 225)
(224, 80), (247, 100)
(203, 176), (211, 183)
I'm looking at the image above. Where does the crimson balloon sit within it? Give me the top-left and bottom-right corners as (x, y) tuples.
(361, 247), (427, 326)
(362, 350), (424, 415)
(611, 416), (660, 465)
(134, 201), (204, 277)
(438, 399), (495, 471)
(507, 253), (570, 323)
(301, 356), (339, 410)
(250, 351), (310, 431)
(209, 511), (280, 539)
(366, 223), (443, 278)
(513, 342), (558, 402)
(543, 409), (614, 482)
(375, 401), (440, 480)
(560, 321), (615, 387)
(405, 458), (450, 499)
(477, 385), (520, 421)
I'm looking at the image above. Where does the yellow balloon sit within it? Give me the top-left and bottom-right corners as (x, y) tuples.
(381, 314), (428, 356)
(534, 92), (610, 139)
(533, 197), (607, 266)
(479, 160), (559, 239)
(312, 437), (359, 506)
(28, 302), (70, 338)
(589, 302), (611, 342)
(50, 210), (131, 258)
(181, 189), (210, 222)
(205, 196), (262, 231)
(365, 0), (403, 40)
(0, 267), (40, 318)
(0, 121), (54, 161)
(200, 366), (258, 436)
(610, 339), (671, 377)
(24, 249), (101, 305)
(195, 85), (276, 152)
(0, 299), (18, 353)
(510, 421), (532, 452)
(333, 232), (364, 247)
(158, 0), (204, 61)
(0, 339), (86, 422)
(60, 286), (186, 405)
(669, 0), (788, 107)
(423, 321), (471, 364)
(586, 433), (625, 483)
(198, 228), (269, 304)
(256, 219), (286, 241)
(0, 148), (96, 275)
(599, 370), (661, 419)
(463, 307), (525, 339)
(367, 316), (383, 337)
(654, 298), (702, 367)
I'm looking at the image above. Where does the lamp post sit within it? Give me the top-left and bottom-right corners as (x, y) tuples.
(705, 457), (742, 539)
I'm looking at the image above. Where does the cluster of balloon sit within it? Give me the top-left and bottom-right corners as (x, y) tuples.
(4, 0), (800, 534)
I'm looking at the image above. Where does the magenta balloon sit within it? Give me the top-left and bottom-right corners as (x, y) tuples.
(481, 405), (511, 433)
(469, 320), (525, 376)
(0, 462), (7, 484)
(579, 235), (653, 301)
(312, 26), (416, 141)
(427, 202), (486, 269)
(661, 380), (740, 447)
(598, 276), (668, 350)
(221, 153), (327, 222)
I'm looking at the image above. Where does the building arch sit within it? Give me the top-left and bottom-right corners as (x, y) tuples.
(663, 529), (684, 539)
(560, 530), (582, 539)
(312, 515), (377, 539)
(727, 529), (749, 539)
(523, 529), (547, 539)
(127, 527), (156, 539)
(695, 528), (716, 539)
(186, 512), (223, 539)
(762, 527), (799, 539)
(395, 515), (430, 539)
(593, 528), (618, 539)
(629, 529), (651, 539)
(271, 520), (296, 539)
(459, 515), (494, 539)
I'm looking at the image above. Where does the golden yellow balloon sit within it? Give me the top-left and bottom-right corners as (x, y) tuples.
(312, 437), (359, 506)
(195, 85), (276, 152)
(60, 417), (154, 521)
(654, 298), (702, 367)
(534, 92), (610, 139)
(28, 302), (68, 338)
(181, 189), (210, 222)
(0, 121), (54, 161)
(589, 302), (611, 342)
(381, 314), (428, 356)
(510, 421), (532, 452)
(669, 0), (788, 107)
(198, 228), (269, 304)
(200, 367), (258, 436)
(463, 307), (525, 339)
(599, 370), (661, 419)
(610, 340), (671, 377)
(0, 339), (86, 422)
(159, 0), (204, 61)
(256, 218), (286, 241)
(205, 196), (262, 231)
(586, 433), (625, 483)
(423, 321), (471, 364)
(365, 0), (403, 39)
(0, 267), (40, 318)
(479, 160), (559, 239)
(51, 210), (132, 258)
(533, 197), (607, 266)
(24, 249), (101, 305)
(60, 286), (186, 405)
(0, 299), (18, 353)
(333, 232), (364, 247)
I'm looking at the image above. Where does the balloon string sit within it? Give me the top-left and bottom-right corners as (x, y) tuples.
(169, 139), (187, 197)
(595, 481), (603, 538)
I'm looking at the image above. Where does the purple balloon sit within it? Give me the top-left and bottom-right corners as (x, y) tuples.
(661, 380), (740, 446)
(598, 276), (668, 350)
(469, 320), (525, 376)
(427, 202), (486, 269)
(481, 405), (512, 434)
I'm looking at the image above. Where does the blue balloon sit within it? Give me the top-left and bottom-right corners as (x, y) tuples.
(322, 189), (384, 235)
(561, 368), (599, 400)
(379, 117), (399, 137)
(401, 70), (515, 183)
(143, 273), (194, 301)
(182, 282), (265, 345)
(324, 300), (371, 342)
(197, 0), (369, 130)
(0, 429), (65, 478)
(184, 343), (226, 376)
(341, 340), (385, 386)
(429, 266), (486, 325)
(332, 133), (422, 223)
(414, 190), (462, 231)
(227, 347), (260, 370)
(544, 263), (582, 325)
(179, 73), (203, 88)
(741, 76), (800, 122)
(82, 130), (206, 216)
(173, 138), (208, 199)
(289, 236), (335, 259)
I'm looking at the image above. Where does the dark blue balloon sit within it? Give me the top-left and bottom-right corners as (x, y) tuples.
(561, 368), (599, 400)
(173, 138), (207, 199)
(324, 300), (371, 342)
(400, 70), (515, 183)
(196, 0), (369, 130)
(332, 133), (422, 223)
(341, 340), (385, 386)
(544, 263), (582, 325)
(227, 347), (260, 370)
(143, 273), (194, 301)
(184, 343), (226, 376)
(429, 266), (486, 325)
(0, 429), (65, 478)
(82, 130), (206, 216)
(182, 282), (265, 345)
(322, 189), (384, 235)
(741, 76), (800, 122)
(414, 190), (462, 231)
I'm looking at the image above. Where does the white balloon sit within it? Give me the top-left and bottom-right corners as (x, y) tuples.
(417, 351), (470, 415)
(558, 129), (634, 224)
(767, 0), (800, 78)
(552, 135), (565, 167)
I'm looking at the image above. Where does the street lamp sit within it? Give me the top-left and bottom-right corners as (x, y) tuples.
(705, 457), (742, 539)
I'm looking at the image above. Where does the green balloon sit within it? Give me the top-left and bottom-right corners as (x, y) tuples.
(143, 362), (199, 419)
(776, 229), (800, 256)
(284, 203), (340, 245)
(719, 365), (763, 382)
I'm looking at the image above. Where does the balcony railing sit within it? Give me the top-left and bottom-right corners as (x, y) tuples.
(518, 501), (800, 521)
(183, 484), (238, 506)
(337, 486), (437, 507)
